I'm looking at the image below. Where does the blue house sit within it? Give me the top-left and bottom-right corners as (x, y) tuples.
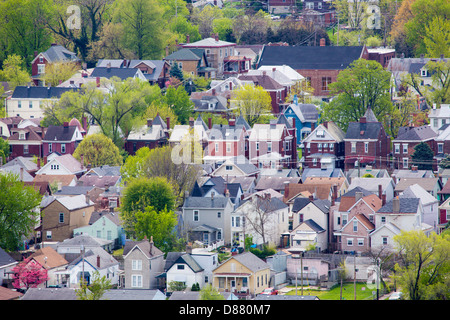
(283, 98), (319, 145)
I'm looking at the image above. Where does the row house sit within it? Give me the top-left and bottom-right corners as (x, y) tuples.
(8, 125), (45, 159)
(343, 108), (391, 171)
(43, 122), (84, 157)
(392, 125), (437, 170)
(300, 121), (345, 169)
(284, 102), (319, 144)
(428, 104), (450, 133)
(165, 47), (214, 78)
(248, 121), (297, 169)
(124, 115), (169, 155)
(433, 123), (450, 164)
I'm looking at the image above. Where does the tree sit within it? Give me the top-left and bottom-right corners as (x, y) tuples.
(168, 280), (187, 292)
(411, 142), (434, 170)
(41, 62), (79, 87)
(286, 79), (315, 105)
(392, 230), (450, 300)
(11, 258), (48, 291)
(73, 133), (123, 167)
(164, 85), (194, 125)
(114, 0), (167, 59)
(0, 138), (11, 164)
(383, 92), (419, 138)
(321, 59), (393, 131)
(134, 207), (179, 253)
(0, 54), (31, 90)
(199, 284), (224, 300)
(169, 63), (184, 82)
(426, 60), (450, 105)
(76, 271), (112, 300)
(0, 173), (42, 251)
(231, 84), (272, 127)
(423, 17), (450, 58)
(439, 154), (450, 169)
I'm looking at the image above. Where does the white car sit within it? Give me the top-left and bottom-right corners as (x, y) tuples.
(389, 292), (403, 300)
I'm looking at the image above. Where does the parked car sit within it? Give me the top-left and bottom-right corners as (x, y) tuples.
(261, 288), (278, 295)
(388, 292), (403, 300)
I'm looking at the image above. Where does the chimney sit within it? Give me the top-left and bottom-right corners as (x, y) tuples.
(149, 236), (154, 254)
(355, 191), (363, 202)
(320, 38), (326, 46)
(284, 182), (290, 198)
(20, 167), (24, 181)
(97, 255), (100, 268)
(37, 158), (41, 169)
(123, 59), (127, 68)
(165, 46), (169, 57)
(393, 197), (400, 213)
(186, 243), (192, 254)
(166, 117), (170, 129)
(57, 182), (62, 191)
(147, 118), (153, 128)
(44, 156), (47, 165)
(80, 154), (84, 168)
(215, 33), (219, 42)
(411, 165), (418, 172)
(211, 88), (216, 96)
(69, 80), (75, 85)
(96, 77), (100, 88)
(382, 194), (386, 206)
(211, 191), (215, 200)
(186, 34), (190, 43)
(311, 122), (315, 132)
(82, 116), (87, 132)
(229, 118), (236, 126)
(360, 117), (367, 124)
(378, 184), (383, 201)
(309, 194), (314, 202)
(208, 118), (212, 130)
(63, 121), (69, 128)
(34, 51), (38, 57)
(86, 192), (90, 205)
(106, 62), (111, 70)
(332, 184), (338, 206)
(189, 117), (194, 127)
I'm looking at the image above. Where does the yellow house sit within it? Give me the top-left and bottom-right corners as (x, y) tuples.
(212, 252), (270, 297)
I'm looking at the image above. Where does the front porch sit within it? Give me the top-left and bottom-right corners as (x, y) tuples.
(214, 273), (253, 299)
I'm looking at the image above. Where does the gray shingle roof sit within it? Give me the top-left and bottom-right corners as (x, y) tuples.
(228, 252), (269, 272)
(345, 121), (383, 139)
(11, 86), (79, 99)
(395, 125), (437, 141)
(90, 67), (141, 80)
(377, 198), (420, 213)
(183, 196), (230, 209)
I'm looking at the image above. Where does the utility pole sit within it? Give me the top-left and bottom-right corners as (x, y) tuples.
(301, 252), (304, 295)
(354, 254), (357, 300)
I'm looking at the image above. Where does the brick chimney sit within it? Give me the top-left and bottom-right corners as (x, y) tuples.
(186, 34), (190, 43)
(360, 117), (367, 124)
(189, 117), (194, 127)
(393, 197), (400, 213)
(208, 118), (212, 130)
(166, 117), (170, 129)
(147, 118), (153, 128)
(284, 182), (290, 197)
(320, 38), (326, 46)
(215, 33), (219, 42)
(97, 255), (100, 268)
(378, 184), (383, 201)
(229, 118), (236, 126)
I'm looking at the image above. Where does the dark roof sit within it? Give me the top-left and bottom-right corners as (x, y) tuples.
(258, 46), (365, 70)
(238, 74), (284, 90)
(40, 44), (79, 63)
(377, 198), (420, 214)
(90, 67), (141, 80)
(11, 86), (79, 99)
(183, 196), (230, 209)
(123, 239), (164, 257)
(165, 48), (203, 61)
(345, 121), (383, 140)
(302, 219), (325, 232)
(42, 125), (78, 142)
(53, 186), (95, 196)
(299, 104), (319, 121)
(235, 115), (251, 130)
(292, 197), (311, 212)
(0, 247), (16, 267)
(395, 125), (437, 141)
(340, 186), (373, 199)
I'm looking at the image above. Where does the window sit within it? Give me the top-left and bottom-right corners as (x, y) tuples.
(107, 230), (112, 240)
(381, 216), (386, 223)
(97, 230), (101, 238)
(358, 238), (364, 246)
(23, 144), (29, 154)
(402, 144), (408, 154)
(434, 119), (438, 128)
(217, 212), (221, 218)
(61, 143), (66, 153)
(330, 144), (334, 152)
(318, 2), (322, 9)
(403, 157), (408, 169)
(132, 275), (142, 288)
(364, 142), (369, 153)
(394, 144), (400, 154)
(351, 142), (356, 153)
(215, 143), (219, 152)
(321, 77), (331, 91)
(39, 56), (44, 63)
(219, 278), (225, 288)
(225, 165), (233, 171)
(421, 69), (427, 77)
(318, 143), (322, 152)
(299, 214), (304, 224)
(256, 142), (259, 150)
(49, 143), (52, 153)
(353, 220), (358, 232)
(18, 101), (22, 109)
(268, 142), (272, 152)
(226, 143), (231, 153)
(59, 212), (64, 223)
(312, 158), (317, 166)
(37, 64), (45, 74)
(178, 62), (182, 69)
(132, 260), (142, 270)
(347, 238), (354, 246)
(46, 231), (52, 240)
(442, 119), (446, 127)
(177, 264), (185, 270)
(382, 237), (388, 245)
(306, 2), (314, 9)
(342, 214), (348, 226)
(217, 229), (222, 240)
(193, 210), (199, 222)
(438, 143), (444, 154)
(28, 101), (32, 109)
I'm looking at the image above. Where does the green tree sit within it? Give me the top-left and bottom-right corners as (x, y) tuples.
(392, 230), (450, 300)
(321, 59), (393, 131)
(423, 17), (450, 58)
(41, 62), (79, 87)
(0, 173), (42, 251)
(411, 142), (434, 170)
(164, 85), (194, 125)
(231, 84), (272, 127)
(426, 60), (450, 105)
(134, 206), (179, 253)
(169, 63), (184, 82)
(168, 280), (187, 292)
(0, 138), (11, 164)
(76, 271), (112, 300)
(0, 54), (31, 90)
(72, 133), (123, 167)
(199, 284), (224, 300)
(439, 154), (450, 169)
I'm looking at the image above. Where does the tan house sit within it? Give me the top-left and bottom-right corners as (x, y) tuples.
(40, 194), (95, 242)
(212, 252), (270, 297)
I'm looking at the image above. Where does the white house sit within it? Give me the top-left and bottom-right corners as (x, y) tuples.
(36, 154), (85, 176)
(190, 248), (219, 286)
(289, 219), (327, 253)
(166, 253), (205, 291)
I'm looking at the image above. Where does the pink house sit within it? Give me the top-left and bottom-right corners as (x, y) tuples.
(339, 214), (375, 253)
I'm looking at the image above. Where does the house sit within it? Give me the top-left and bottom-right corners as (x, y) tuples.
(268, 0), (296, 14)
(89, 66), (147, 81)
(301, 1), (337, 27)
(83, 165), (121, 177)
(302, 177), (349, 198)
(123, 237), (165, 290)
(63, 246), (120, 288)
(392, 125), (437, 170)
(257, 45), (368, 99)
(124, 117), (169, 155)
(204, 119), (247, 163)
(33, 174), (78, 190)
(36, 154), (85, 178)
(256, 176), (301, 195)
(392, 167), (435, 180)
(401, 184), (439, 232)
(289, 219), (327, 253)
(73, 211), (124, 249)
(212, 251), (271, 297)
(348, 177), (395, 202)
(223, 55), (252, 77)
(182, 195), (234, 247)
(165, 253), (205, 291)
(367, 47), (396, 68)
(432, 119), (450, 164)
(0, 116), (23, 139)
(42, 122), (84, 157)
(191, 176), (243, 207)
(181, 35), (236, 78)
(284, 103), (320, 144)
(248, 122), (297, 169)
(20, 287), (77, 300)
(428, 104), (450, 133)
(344, 108), (391, 170)
(394, 177), (442, 200)
(228, 176), (257, 195)
(0, 164), (35, 182)
(210, 158), (260, 178)
(31, 43), (81, 86)
(191, 91), (229, 114)
(189, 247), (220, 287)
(56, 234), (115, 258)
(291, 196), (331, 234)
(231, 192), (289, 248)
(301, 121), (346, 169)
(437, 197), (450, 233)
(28, 246), (68, 287)
(6, 86), (79, 119)
(96, 59), (170, 87)
(169, 117), (209, 147)
(0, 247), (18, 288)
(237, 73), (287, 114)
(7, 125), (45, 159)
(301, 167), (344, 182)
(102, 289), (166, 300)
(40, 194), (95, 242)
(165, 48), (214, 78)
(336, 213), (375, 254)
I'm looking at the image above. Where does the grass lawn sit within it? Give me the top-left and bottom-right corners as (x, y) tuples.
(285, 282), (378, 300)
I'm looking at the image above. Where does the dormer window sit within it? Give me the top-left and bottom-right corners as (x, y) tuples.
(19, 132), (25, 140)
(421, 69), (427, 77)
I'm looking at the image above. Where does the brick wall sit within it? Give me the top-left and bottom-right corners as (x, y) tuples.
(295, 69), (339, 98)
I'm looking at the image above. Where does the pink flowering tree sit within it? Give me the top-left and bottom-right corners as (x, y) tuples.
(12, 258), (48, 290)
